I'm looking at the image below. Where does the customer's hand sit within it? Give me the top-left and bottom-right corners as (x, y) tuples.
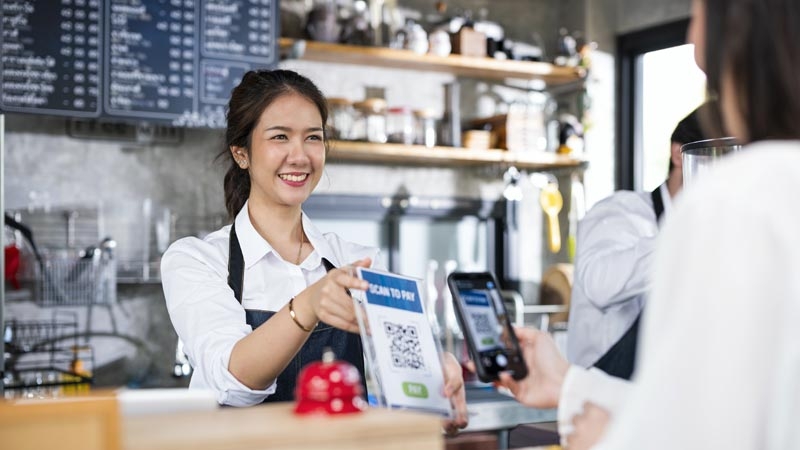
(441, 352), (469, 435)
(495, 327), (569, 409)
(298, 258), (372, 333)
(565, 402), (610, 450)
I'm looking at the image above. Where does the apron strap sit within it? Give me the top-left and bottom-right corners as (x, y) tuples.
(651, 184), (665, 222)
(227, 223), (245, 303)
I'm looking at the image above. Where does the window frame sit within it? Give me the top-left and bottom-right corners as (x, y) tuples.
(616, 19), (691, 190)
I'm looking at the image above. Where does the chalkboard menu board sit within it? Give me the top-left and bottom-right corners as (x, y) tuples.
(1, 0), (279, 128)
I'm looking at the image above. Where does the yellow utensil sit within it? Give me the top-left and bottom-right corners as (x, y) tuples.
(540, 184), (563, 253)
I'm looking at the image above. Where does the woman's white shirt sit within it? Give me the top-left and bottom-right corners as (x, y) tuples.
(161, 201), (380, 406)
(559, 141), (800, 449)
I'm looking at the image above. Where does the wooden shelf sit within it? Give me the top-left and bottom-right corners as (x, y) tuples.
(327, 140), (587, 171)
(280, 38), (585, 85)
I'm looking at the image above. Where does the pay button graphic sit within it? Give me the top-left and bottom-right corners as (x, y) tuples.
(402, 381), (429, 399)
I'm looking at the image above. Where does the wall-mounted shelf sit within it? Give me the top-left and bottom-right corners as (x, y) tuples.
(280, 38), (585, 86)
(327, 140), (587, 171)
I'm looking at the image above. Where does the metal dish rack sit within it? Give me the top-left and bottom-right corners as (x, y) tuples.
(3, 312), (94, 399)
(33, 247), (116, 308)
(8, 207), (121, 333)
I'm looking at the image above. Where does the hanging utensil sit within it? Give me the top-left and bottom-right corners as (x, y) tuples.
(539, 183), (563, 253)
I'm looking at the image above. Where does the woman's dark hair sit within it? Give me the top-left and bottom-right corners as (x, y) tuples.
(219, 69), (329, 219)
(703, 0), (800, 142)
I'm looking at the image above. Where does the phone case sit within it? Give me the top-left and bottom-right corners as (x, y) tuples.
(447, 272), (528, 383)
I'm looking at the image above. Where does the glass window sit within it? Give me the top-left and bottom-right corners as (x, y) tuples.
(636, 44), (707, 191)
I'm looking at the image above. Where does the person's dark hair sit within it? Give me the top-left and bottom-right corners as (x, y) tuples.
(219, 69), (329, 219)
(668, 103), (711, 171)
(703, 0), (800, 142)
(671, 105), (708, 146)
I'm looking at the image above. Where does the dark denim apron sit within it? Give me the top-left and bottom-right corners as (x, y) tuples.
(227, 223), (366, 402)
(592, 185), (665, 380)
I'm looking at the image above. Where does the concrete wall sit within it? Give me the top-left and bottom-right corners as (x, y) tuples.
(584, 0), (692, 50)
(616, 0), (692, 35)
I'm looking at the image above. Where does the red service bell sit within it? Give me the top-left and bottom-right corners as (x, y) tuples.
(294, 347), (367, 415)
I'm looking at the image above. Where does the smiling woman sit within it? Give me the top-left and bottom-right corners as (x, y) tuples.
(158, 69), (468, 430)
(232, 92), (326, 235)
(160, 69), (379, 405)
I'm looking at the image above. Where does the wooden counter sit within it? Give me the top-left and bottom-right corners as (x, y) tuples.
(1, 396), (442, 450)
(123, 403), (442, 450)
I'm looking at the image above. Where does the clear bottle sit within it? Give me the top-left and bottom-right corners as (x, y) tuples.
(327, 97), (354, 140)
(414, 108), (438, 148)
(386, 106), (415, 145)
(352, 98), (388, 143)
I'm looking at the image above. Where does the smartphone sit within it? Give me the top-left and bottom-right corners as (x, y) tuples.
(447, 272), (528, 382)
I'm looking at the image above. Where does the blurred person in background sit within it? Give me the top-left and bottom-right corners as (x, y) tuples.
(567, 105), (709, 379)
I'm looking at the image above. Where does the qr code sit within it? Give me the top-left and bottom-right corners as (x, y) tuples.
(470, 312), (494, 335)
(383, 321), (426, 371)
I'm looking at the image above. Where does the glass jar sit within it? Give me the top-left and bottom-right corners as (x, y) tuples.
(506, 91), (547, 153)
(681, 137), (742, 187)
(387, 106), (416, 145)
(327, 97), (354, 140)
(414, 108), (438, 148)
(352, 98), (388, 143)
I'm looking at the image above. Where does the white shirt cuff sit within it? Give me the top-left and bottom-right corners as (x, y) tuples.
(557, 366), (632, 441)
(218, 370), (277, 407)
(558, 365), (591, 437)
(214, 350), (278, 407)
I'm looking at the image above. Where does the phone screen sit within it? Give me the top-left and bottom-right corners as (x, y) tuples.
(449, 273), (526, 381)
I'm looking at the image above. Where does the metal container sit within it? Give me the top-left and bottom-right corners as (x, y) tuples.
(681, 137), (742, 187)
(439, 82), (461, 147)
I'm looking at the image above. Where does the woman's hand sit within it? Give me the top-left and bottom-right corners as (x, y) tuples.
(441, 352), (469, 435)
(495, 327), (570, 409)
(295, 258), (371, 333)
(565, 402), (610, 450)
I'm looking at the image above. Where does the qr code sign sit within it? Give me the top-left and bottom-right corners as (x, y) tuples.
(383, 321), (426, 371)
(470, 312), (494, 335)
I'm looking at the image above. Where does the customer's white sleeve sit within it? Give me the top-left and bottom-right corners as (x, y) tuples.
(592, 148), (799, 450)
(558, 366), (632, 437)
